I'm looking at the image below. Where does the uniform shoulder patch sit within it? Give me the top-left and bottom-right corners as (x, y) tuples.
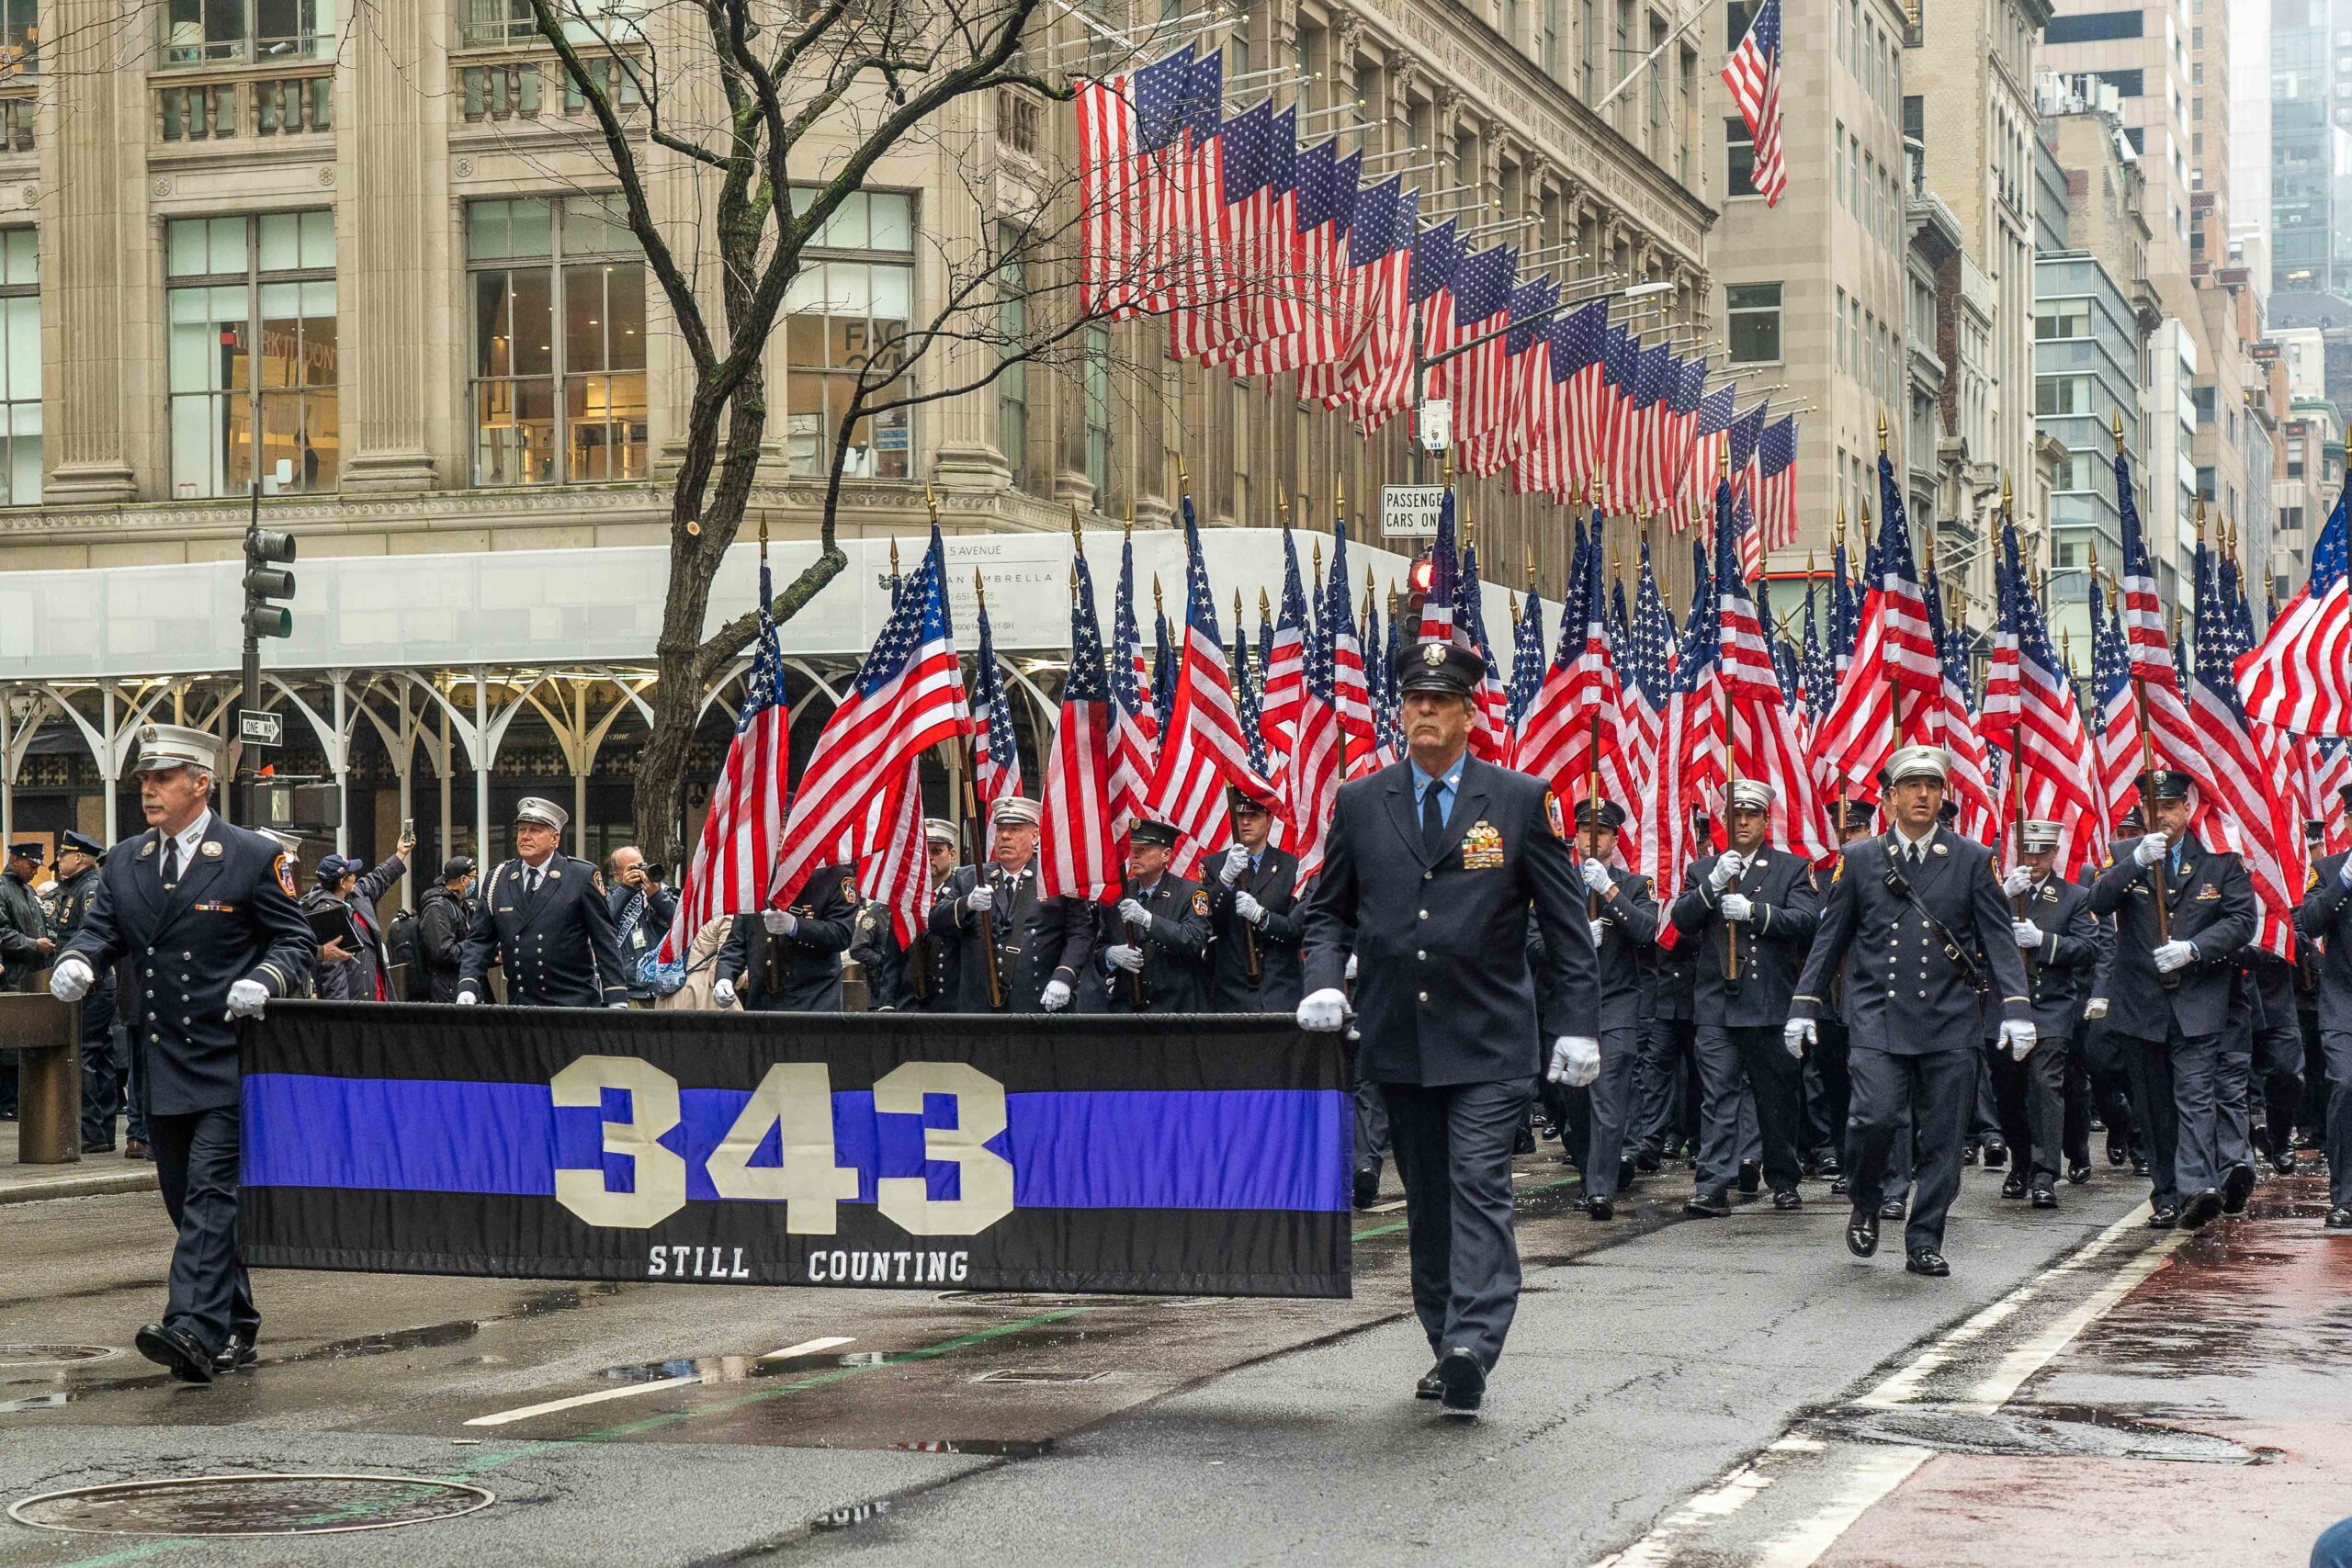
(1191, 887), (1212, 918)
(1544, 791), (1566, 840)
(842, 875), (859, 905)
(273, 852), (296, 899)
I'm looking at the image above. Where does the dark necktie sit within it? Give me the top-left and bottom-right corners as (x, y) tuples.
(1421, 782), (1446, 859)
(160, 839), (181, 889)
(523, 866), (542, 908)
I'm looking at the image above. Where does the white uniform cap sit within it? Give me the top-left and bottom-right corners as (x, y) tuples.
(514, 795), (570, 831)
(1725, 779), (1777, 812)
(1883, 744), (1951, 786)
(924, 818), (960, 847)
(132, 723), (225, 776)
(991, 796), (1042, 828)
(2019, 818), (2064, 852)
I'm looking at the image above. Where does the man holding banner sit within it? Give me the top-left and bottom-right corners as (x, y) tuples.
(1301, 639), (1600, 1421)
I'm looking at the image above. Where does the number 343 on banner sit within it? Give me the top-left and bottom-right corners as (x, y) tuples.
(550, 1055), (1014, 1238)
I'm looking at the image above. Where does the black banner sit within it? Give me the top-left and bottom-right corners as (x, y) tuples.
(240, 1003), (1351, 1298)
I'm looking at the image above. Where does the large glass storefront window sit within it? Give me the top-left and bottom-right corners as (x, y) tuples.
(166, 211), (338, 498)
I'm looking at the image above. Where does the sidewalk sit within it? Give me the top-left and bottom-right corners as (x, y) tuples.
(0, 1121), (158, 1204)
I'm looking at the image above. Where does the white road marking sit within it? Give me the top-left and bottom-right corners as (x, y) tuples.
(1585, 1461), (1776, 1567)
(464, 1372), (706, 1427)
(1368, 1200), (1408, 1213)
(1752, 1446), (1933, 1568)
(760, 1336), (855, 1362)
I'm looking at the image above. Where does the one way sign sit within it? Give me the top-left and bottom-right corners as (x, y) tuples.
(238, 709), (284, 748)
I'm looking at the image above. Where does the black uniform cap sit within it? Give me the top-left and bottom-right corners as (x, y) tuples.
(1575, 800), (1627, 830)
(1130, 819), (1182, 850)
(1396, 638), (1486, 697)
(2135, 769), (2193, 802)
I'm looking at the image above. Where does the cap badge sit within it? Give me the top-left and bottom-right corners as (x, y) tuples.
(1421, 642), (1446, 666)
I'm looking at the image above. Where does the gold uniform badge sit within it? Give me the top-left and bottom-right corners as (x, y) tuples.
(1191, 888), (1212, 917)
(1461, 821), (1505, 870)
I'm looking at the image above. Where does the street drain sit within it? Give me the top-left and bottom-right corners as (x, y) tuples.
(8, 1474), (496, 1537)
(972, 1368), (1114, 1385)
(0, 1344), (117, 1368)
(1815, 1404), (2259, 1464)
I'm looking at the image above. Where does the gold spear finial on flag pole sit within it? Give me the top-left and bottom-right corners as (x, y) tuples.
(2111, 410), (2125, 456)
(1877, 408), (1888, 453)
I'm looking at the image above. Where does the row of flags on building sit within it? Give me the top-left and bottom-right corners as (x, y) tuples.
(1073, 45), (1802, 538)
(663, 443), (2352, 965)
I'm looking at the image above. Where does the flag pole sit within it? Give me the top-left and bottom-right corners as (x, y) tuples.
(2113, 417), (2174, 953)
(1999, 479), (2037, 987)
(963, 557), (1008, 1010)
(1584, 479), (1606, 919)
(1230, 587), (1261, 983)
(1716, 453), (1743, 983)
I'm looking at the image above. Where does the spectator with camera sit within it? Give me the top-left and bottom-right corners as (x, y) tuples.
(605, 846), (679, 1007)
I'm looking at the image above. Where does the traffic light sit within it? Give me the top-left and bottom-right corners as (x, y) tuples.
(243, 527), (296, 639)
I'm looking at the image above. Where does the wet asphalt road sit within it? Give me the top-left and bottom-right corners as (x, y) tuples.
(0, 1147), (2280, 1567)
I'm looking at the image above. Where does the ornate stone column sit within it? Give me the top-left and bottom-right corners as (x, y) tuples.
(926, 96), (1012, 491)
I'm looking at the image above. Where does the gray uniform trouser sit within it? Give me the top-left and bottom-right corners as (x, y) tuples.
(1695, 1023), (1794, 1193)
(2324, 1031), (2352, 1212)
(1384, 1077), (1532, 1372)
(1846, 1044), (1975, 1254)
(1986, 1035), (2065, 1183)
(1583, 1024), (1642, 1202)
(2122, 1024), (2224, 1207)
(2217, 1013), (2256, 1179)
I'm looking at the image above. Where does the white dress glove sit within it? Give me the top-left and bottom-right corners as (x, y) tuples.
(1344, 953), (1358, 981)
(1999, 1019), (2038, 1060)
(1580, 859), (1613, 895)
(1707, 852), (1746, 891)
(1041, 977), (1072, 1011)
(2084, 997), (2109, 1020)
(226, 978), (270, 1021)
(1233, 890), (1266, 926)
(455, 989), (480, 1006)
(2012, 919), (2044, 949)
(2153, 940), (2197, 974)
(1784, 1017), (1816, 1056)
(712, 977), (738, 1008)
(1297, 987), (1350, 1032)
(1589, 919), (1608, 950)
(2340, 858), (2352, 889)
(763, 908), (797, 936)
(1219, 843), (1251, 886)
(1545, 1035), (1601, 1088)
(2133, 832), (2168, 868)
(48, 954), (94, 1003)
(608, 1001), (630, 1010)
(2001, 865), (2034, 897)
(1116, 897), (1148, 928)
(1718, 893), (1754, 923)
(1106, 944), (1145, 973)
(966, 884), (996, 914)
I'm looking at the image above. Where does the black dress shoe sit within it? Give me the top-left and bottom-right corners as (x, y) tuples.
(1736, 1160), (1761, 1196)
(2148, 1204), (2180, 1229)
(1905, 1248), (1951, 1277)
(135, 1323), (215, 1385)
(1879, 1197), (1907, 1219)
(1830, 1174), (1851, 1196)
(2106, 1134), (2126, 1167)
(1619, 1157), (1638, 1190)
(1635, 1148), (1662, 1173)
(1512, 1125), (1537, 1156)
(2000, 1173), (2029, 1201)
(1772, 1189), (1803, 1212)
(1815, 1152), (1843, 1179)
(1352, 1168), (1381, 1210)
(1415, 1362), (1445, 1400)
(2067, 1163), (2092, 1186)
(1847, 1207), (1880, 1257)
(1684, 1189), (1732, 1218)
(2325, 1208), (2352, 1231)
(1963, 1143), (1980, 1166)
(2273, 1149), (2299, 1176)
(1982, 1140), (2008, 1170)
(2131, 1155), (2149, 1177)
(2222, 1163), (2256, 1215)
(2030, 1185), (2058, 1210)
(1585, 1196), (1616, 1221)
(211, 1334), (258, 1375)
(2180, 1189), (2224, 1231)
(1434, 1348), (1485, 1419)
(80, 1139), (116, 1155)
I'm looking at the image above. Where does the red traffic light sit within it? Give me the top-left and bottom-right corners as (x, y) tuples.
(1408, 553), (1435, 593)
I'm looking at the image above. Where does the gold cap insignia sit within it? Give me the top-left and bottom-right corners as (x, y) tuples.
(1421, 642), (1446, 666)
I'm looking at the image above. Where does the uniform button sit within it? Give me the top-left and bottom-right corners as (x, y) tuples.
(181, 1016), (191, 1025)
(145, 1012), (155, 1021)
(150, 1033), (160, 1043)
(146, 946), (155, 955)
(1423, 871), (1433, 881)
(182, 953), (192, 962)
(1418, 951), (1427, 961)
(1419, 910), (1429, 920)
(1419, 990), (1430, 1002)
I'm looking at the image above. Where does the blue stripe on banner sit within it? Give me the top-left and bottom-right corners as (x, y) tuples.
(242, 1075), (1351, 1213)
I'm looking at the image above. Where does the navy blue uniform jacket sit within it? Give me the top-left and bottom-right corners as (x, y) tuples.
(718, 864), (859, 1011)
(458, 854), (629, 1007)
(1791, 829), (2031, 1054)
(1303, 756), (1600, 1086)
(2086, 832), (2256, 1040)
(59, 813), (315, 1114)
(1669, 845), (1821, 1027)
(2294, 852), (2352, 1031)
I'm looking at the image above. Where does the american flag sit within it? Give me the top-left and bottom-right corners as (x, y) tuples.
(1131, 45), (1198, 316)
(1611, 344), (1671, 512)
(1830, 535), (1860, 676)
(1339, 181), (1422, 425)
(1638, 543), (1723, 905)
(971, 590), (1022, 843)
(769, 528), (969, 916)
(1615, 542), (1677, 868)
(660, 561), (792, 963)
(1554, 301), (1611, 495)
(1372, 596), (1403, 768)
(1042, 550), (1118, 903)
(1985, 524), (2101, 874)
(1146, 497), (1281, 879)
(1177, 96), (1267, 365)
(2189, 539), (2296, 959)
(1723, 0), (1789, 205)
(1329, 522), (1378, 763)
(1919, 558), (1996, 844)
(1245, 138), (1347, 375)
(1446, 246), (1519, 465)
(1457, 539), (1513, 761)
(1508, 580), (1546, 728)
(1718, 483), (1833, 863)
(1259, 527), (1310, 757)
(1076, 71), (1143, 319)
(1302, 175), (1402, 410)
(1250, 107), (1306, 351)
(1813, 453), (1939, 799)
(1727, 403), (1770, 579)
(1682, 386), (1736, 512)
(2238, 485), (2351, 737)
(1108, 530), (1158, 844)
(2087, 581), (2142, 833)
(1799, 574), (1830, 728)
(1477, 276), (1557, 476)
(1151, 596), (1177, 735)
(1287, 533), (1349, 888)
(1418, 487), (1461, 643)
(1231, 605), (1272, 783)
(2231, 551), (2315, 898)
(1755, 413), (1799, 551)
(1518, 508), (1625, 808)
(2116, 449), (2217, 795)
(1409, 218), (1464, 403)
(1653, 356), (1707, 510)
(1596, 328), (1640, 509)
(1163, 51), (1228, 330)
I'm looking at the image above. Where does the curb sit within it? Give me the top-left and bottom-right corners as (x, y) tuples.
(0, 1169), (159, 1205)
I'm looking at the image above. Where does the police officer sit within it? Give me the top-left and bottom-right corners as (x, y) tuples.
(931, 797), (1090, 1013)
(714, 863), (858, 1012)
(415, 856), (479, 1004)
(49, 724), (315, 1382)
(1097, 819), (1214, 1014)
(1988, 819), (2104, 1208)
(49, 832), (125, 1153)
(855, 821), (956, 1010)
(1570, 801), (1657, 1220)
(2292, 787), (2352, 1230)
(1299, 638), (1600, 1420)
(1670, 778), (1821, 1216)
(455, 797), (629, 1009)
(1789, 746), (2034, 1276)
(1208, 789), (1306, 1012)
(2087, 770), (2257, 1231)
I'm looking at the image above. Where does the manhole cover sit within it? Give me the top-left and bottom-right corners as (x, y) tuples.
(0, 1345), (117, 1368)
(971, 1368), (1114, 1385)
(9, 1474), (495, 1537)
(1817, 1404), (2257, 1464)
